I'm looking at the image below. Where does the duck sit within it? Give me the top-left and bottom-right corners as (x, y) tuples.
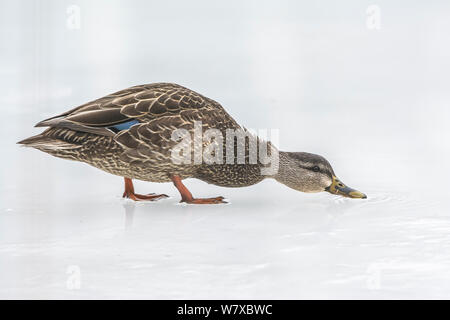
(18, 83), (366, 204)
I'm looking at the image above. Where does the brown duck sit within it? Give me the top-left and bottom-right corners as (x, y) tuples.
(18, 83), (366, 204)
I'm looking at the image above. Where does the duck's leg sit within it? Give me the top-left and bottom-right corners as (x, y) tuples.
(171, 175), (227, 204)
(122, 177), (168, 201)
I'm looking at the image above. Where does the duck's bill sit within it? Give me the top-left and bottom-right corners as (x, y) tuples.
(326, 176), (367, 199)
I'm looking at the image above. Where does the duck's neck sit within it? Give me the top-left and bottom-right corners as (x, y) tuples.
(271, 151), (312, 192)
(271, 151), (292, 181)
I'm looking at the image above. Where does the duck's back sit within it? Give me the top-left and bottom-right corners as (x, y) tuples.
(19, 83), (264, 185)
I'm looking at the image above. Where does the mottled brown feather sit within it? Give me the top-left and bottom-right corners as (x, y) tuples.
(21, 83), (265, 186)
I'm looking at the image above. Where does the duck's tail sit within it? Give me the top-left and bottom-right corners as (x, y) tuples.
(17, 131), (82, 151)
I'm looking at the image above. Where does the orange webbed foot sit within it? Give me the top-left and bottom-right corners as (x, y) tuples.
(181, 196), (227, 204)
(123, 191), (169, 202)
(122, 177), (168, 202)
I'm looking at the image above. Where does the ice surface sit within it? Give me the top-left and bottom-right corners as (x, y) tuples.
(1, 0), (450, 299)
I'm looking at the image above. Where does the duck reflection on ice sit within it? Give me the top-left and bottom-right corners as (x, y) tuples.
(122, 201), (136, 229)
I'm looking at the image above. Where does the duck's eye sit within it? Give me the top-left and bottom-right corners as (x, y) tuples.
(312, 166), (320, 172)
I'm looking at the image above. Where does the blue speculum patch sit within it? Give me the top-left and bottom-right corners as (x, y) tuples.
(109, 119), (140, 132)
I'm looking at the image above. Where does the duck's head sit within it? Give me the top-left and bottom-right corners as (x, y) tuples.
(274, 151), (367, 199)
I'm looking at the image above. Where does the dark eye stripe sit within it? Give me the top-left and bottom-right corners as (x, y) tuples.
(298, 164), (320, 171)
(297, 163), (332, 177)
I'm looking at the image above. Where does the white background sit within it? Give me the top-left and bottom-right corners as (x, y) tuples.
(1, 0), (450, 299)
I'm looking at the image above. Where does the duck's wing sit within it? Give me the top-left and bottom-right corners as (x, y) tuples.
(115, 105), (237, 165)
(111, 83), (240, 165)
(36, 83), (238, 136)
(35, 83), (240, 165)
(35, 84), (153, 136)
